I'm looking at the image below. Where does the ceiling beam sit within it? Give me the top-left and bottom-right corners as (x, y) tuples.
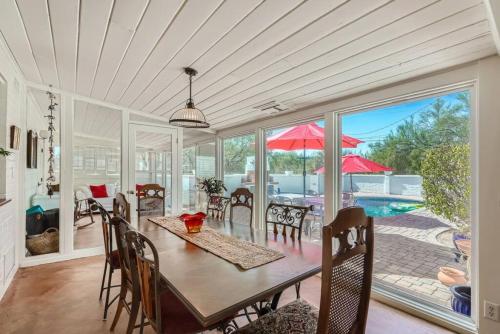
(484, 0), (500, 54)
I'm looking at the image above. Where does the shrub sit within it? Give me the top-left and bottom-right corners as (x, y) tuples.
(421, 144), (471, 234)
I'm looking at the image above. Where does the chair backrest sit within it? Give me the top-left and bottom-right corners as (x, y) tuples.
(265, 202), (312, 240)
(229, 188), (253, 226)
(126, 230), (162, 332)
(88, 198), (113, 260)
(113, 192), (131, 222)
(207, 195), (230, 220)
(111, 216), (133, 284)
(317, 207), (374, 334)
(137, 184), (165, 222)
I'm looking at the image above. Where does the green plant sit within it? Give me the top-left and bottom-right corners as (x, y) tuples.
(421, 144), (471, 235)
(198, 177), (226, 195)
(0, 147), (12, 157)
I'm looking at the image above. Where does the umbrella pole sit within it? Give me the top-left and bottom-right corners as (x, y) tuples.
(350, 173), (353, 194)
(303, 146), (306, 198)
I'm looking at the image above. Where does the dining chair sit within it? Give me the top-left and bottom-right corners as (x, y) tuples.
(91, 198), (121, 320)
(207, 195), (231, 220)
(125, 230), (237, 334)
(230, 187), (253, 226)
(235, 207), (374, 334)
(109, 216), (141, 334)
(137, 184), (165, 223)
(113, 192), (131, 222)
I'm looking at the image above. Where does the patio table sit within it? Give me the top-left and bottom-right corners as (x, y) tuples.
(138, 217), (322, 327)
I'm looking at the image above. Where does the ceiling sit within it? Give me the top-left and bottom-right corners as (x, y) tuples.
(1, 0), (497, 131)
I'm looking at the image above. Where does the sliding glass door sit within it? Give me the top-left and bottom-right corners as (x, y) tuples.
(338, 90), (473, 320)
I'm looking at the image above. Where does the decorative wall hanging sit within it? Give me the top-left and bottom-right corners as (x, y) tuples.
(26, 130), (38, 168)
(45, 90), (57, 196)
(169, 67), (210, 128)
(9, 125), (20, 149)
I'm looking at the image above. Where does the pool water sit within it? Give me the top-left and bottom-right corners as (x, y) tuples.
(355, 197), (423, 217)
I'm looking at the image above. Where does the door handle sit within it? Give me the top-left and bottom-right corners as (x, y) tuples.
(127, 190), (135, 194)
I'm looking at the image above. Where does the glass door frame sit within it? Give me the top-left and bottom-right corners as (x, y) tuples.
(126, 122), (182, 227)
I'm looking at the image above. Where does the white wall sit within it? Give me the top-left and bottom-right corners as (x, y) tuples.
(0, 36), (25, 300)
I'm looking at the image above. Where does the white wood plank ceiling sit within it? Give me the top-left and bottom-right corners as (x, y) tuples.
(1, 0), (496, 131)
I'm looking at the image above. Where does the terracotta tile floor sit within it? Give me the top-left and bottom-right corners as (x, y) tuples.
(0, 256), (454, 334)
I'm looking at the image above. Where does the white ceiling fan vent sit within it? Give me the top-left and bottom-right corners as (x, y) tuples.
(253, 100), (289, 115)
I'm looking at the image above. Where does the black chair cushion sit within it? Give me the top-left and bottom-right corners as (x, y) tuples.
(235, 299), (318, 334)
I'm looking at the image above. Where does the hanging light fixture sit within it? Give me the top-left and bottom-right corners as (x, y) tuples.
(169, 67), (209, 128)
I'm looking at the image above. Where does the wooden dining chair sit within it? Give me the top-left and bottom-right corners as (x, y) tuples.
(207, 195), (231, 220)
(137, 184), (165, 223)
(125, 230), (237, 334)
(229, 187), (253, 226)
(90, 198), (121, 320)
(113, 192), (131, 222)
(265, 202), (312, 241)
(109, 216), (142, 334)
(235, 207), (374, 334)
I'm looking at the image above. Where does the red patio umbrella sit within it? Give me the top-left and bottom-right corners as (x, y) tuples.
(267, 123), (363, 196)
(315, 154), (393, 192)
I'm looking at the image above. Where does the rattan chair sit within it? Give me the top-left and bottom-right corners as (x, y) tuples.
(125, 230), (237, 333)
(207, 195), (231, 220)
(235, 207), (374, 334)
(113, 192), (131, 222)
(229, 187), (253, 226)
(91, 198), (120, 320)
(137, 184), (165, 223)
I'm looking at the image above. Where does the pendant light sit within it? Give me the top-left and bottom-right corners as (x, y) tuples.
(169, 67), (209, 128)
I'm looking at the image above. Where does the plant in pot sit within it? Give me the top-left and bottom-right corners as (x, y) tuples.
(0, 147), (12, 157)
(198, 177), (226, 206)
(421, 144), (472, 316)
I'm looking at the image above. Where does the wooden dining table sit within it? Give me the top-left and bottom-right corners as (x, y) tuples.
(138, 217), (322, 327)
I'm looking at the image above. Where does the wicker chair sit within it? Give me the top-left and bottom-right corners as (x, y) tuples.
(235, 207), (374, 334)
(113, 192), (131, 222)
(229, 187), (253, 226)
(207, 195), (231, 220)
(91, 198), (121, 320)
(137, 184), (165, 223)
(125, 230), (237, 333)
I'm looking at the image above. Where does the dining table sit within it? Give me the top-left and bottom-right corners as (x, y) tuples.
(137, 216), (323, 327)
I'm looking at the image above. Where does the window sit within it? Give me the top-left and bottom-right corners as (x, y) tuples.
(265, 121), (325, 241)
(223, 134), (255, 196)
(182, 146), (196, 211)
(339, 91), (473, 319)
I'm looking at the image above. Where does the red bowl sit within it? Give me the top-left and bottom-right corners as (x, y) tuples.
(179, 212), (206, 233)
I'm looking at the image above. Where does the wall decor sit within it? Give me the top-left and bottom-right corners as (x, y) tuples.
(9, 125), (20, 150)
(45, 90), (57, 196)
(26, 130), (38, 169)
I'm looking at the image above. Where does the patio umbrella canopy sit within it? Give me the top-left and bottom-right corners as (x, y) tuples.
(315, 154), (393, 192)
(266, 123), (362, 196)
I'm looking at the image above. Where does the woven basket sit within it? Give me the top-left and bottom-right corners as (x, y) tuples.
(26, 227), (59, 255)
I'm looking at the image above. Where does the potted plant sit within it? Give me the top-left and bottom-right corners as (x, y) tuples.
(198, 177), (226, 197)
(0, 147), (12, 157)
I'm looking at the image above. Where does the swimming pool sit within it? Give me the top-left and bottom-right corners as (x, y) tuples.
(355, 197), (423, 217)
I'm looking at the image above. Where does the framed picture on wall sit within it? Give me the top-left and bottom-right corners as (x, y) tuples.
(9, 125), (20, 150)
(26, 130), (38, 168)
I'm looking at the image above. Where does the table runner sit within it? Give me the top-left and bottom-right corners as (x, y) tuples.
(148, 216), (285, 270)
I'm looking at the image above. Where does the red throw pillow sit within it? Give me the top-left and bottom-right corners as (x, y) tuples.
(89, 184), (108, 198)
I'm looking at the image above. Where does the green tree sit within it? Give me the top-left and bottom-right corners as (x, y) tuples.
(421, 144), (471, 233)
(223, 135), (255, 174)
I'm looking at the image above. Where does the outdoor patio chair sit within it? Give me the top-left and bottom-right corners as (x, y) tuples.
(90, 198), (121, 320)
(235, 207), (374, 334)
(230, 187), (254, 227)
(207, 195), (231, 220)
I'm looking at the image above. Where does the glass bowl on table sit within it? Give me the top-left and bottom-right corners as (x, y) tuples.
(179, 212), (206, 233)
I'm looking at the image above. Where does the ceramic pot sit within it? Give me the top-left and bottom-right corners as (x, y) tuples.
(450, 285), (471, 316)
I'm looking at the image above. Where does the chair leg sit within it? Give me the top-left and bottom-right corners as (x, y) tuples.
(127, 288), (140, 334)
(99, 260), (108, 301)
(103, 267), (114, 320)
(139, 310), (145, 334)
(295, 282), (301, 299)
(110, 281), (127, 330)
